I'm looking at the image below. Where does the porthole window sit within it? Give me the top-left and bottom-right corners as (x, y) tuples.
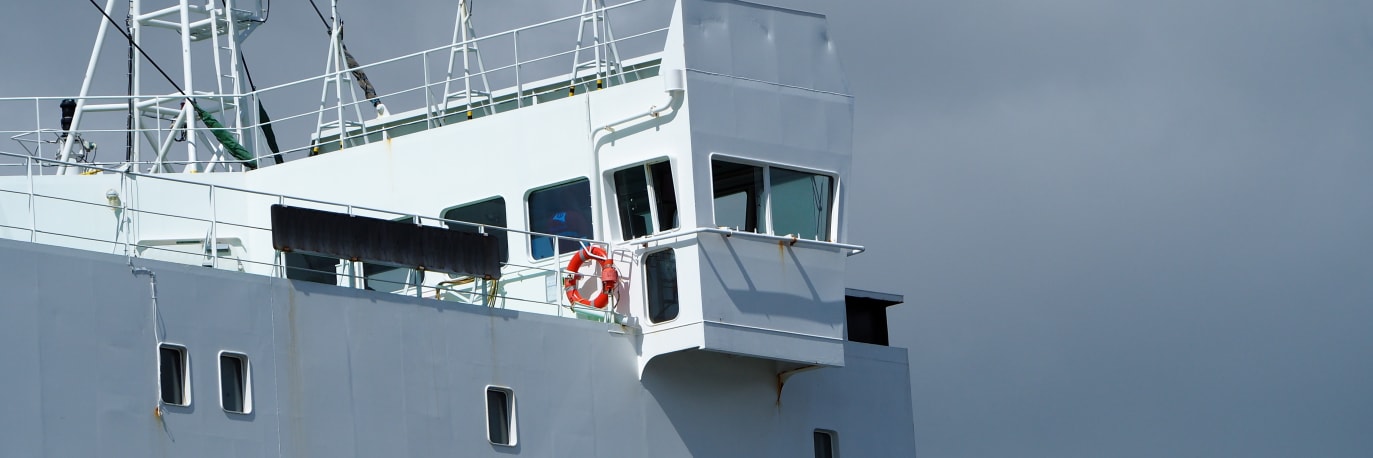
(814, 429), (838, 458)
(219, 352), (252, 414)
(158, 344), (190, 406)
(486, 386), (518, 446)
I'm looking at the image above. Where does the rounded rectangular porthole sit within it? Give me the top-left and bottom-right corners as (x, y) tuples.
(158, 343), (190, 406)
(814, 429), (838, 458)
(485, 386), (518, 446)
(644, 249), (679, 324)
(218, 351), (252, 414)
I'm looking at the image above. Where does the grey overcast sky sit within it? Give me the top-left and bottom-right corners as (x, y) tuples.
(4, 1), (1373, 456)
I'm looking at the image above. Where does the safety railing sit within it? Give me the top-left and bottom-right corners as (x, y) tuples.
(0, 0), (670, 175)
(0, 149), (625, 323)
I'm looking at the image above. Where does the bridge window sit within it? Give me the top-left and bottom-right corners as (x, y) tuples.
(613, 161), (678, 240)
(645, 249), (679, 323)
(712, 159), (834, 240)
(443, 197), (508, 264)
(159, 344), (190, 406)
(528, 179), (593, 260)
(219, 352), (251, 414)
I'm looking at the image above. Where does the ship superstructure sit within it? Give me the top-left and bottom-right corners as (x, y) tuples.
(0, 1), (915, 456)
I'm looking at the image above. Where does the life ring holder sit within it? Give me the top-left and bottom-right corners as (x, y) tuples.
(563, 245), (618, 309)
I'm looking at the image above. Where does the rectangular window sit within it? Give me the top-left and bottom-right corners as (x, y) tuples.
(769, 168), (833, 240)
(645, 249), (679, 323)
(159, 344), (189, 406)
(444, 197), (509, 264)
(219, 352), (251, 414)
(711, 160), (765, 233)
(814, 429), (837, 458)
(614, 161), (679, 240)
(486, 387), (517, 446)
(528, 179), (593, 260)
(711, 159), (835, 240)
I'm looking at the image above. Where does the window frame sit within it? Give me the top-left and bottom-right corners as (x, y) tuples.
(642, 248), (680, 325)
(524, 178), (594, 261)
(611, 159), (679, 241)
(813, 429), (839, 458)
(158, 343), (191, 407)
(484, 385), (518, 447)
(710, 155), (838, 241)
(217, 350), (252, 414)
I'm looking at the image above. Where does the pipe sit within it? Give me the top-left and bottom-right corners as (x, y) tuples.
(59, 0), (120, 175)
(586, 68), (685, 244)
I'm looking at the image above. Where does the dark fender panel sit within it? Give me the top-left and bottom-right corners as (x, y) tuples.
(270, 205), (501, 279)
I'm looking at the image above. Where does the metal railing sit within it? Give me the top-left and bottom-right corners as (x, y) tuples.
(0, 149), (622, 322)
(0, 0), (669, 175)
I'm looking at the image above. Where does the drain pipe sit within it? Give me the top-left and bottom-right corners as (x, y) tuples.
(592, 69), (685, 134)
(587, 69), (685, 245)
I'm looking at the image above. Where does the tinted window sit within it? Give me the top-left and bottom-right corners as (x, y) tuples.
(615, 161), (679, 240)
(220, 353), (249, 414)
(770, 167), (832, 240)
(486, 387), (516, 445)
(159, 344), (188, 405)
(528, 179), (592, 259)
(711, 160), (764, 232)
(444, 197), (508, 263)
(645, 249), (679, 323)
(814, 430), (836, 458)
(614, 166), (653, 239)
(650, 161), (678, 232)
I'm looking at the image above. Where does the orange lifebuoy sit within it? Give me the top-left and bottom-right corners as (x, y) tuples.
(564, 246), (617, 309)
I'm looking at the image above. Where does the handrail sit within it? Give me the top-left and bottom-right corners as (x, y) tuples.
(631, 227), (867, 257)
(1, 0), (669, 174)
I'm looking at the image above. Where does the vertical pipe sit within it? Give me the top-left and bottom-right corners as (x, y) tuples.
(131, 0), (142, 166)
(58, 0), (120, 175)
(179, 0), (198, 172)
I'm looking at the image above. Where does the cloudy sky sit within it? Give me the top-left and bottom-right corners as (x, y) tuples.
(4, 0), (1373, 456)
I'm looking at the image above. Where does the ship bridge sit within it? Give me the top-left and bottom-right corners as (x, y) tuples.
(0, 0), (889, 378)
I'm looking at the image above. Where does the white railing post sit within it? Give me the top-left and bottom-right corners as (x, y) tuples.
(26, 155), (36, 242)
(423, 52), (434, 128)
(275, 194), (285, 277)
(513, 31), (522, 108)
(209, 184), (218, 268)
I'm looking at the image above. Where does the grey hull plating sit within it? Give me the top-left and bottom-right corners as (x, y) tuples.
(0, 238), (915, 457)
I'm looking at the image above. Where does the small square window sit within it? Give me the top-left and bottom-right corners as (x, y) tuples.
(814, 429), (838, 458)
(158, 344), (190, 406)
(486, 386), (517, 446)
(219, 352), (252, 414)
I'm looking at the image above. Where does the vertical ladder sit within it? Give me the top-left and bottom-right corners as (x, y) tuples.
(569, 0), (625, 95)
(204, 0), (244, 171)
(441, 0), (493, 122)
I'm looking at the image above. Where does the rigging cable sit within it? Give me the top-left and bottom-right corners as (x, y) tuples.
(307, 0), (384, 109)
(83, 0), (258, 169)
